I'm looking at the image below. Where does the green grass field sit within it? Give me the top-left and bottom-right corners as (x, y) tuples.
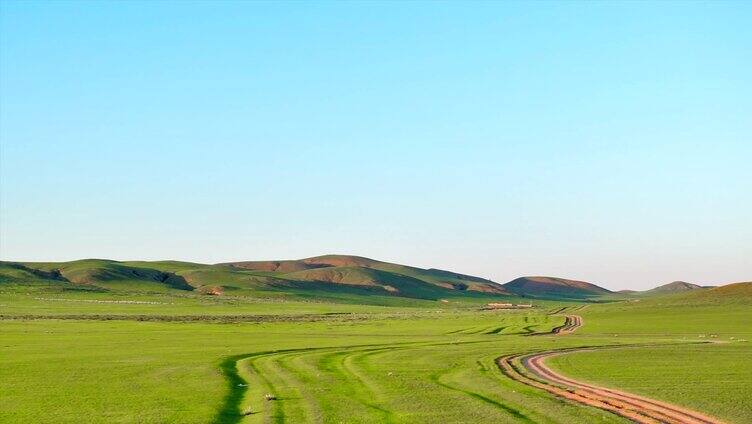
(2, 282), (751, 423)
(548, 343), (752, 423)
(2, 312), (626, 424)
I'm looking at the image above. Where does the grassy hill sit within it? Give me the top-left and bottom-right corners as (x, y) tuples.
(502, 276), (611, 300)
(0, 255), (510, 303)
(642, 280), (705, 295)
(607, 282), (752, 305)
(663, 281), (752, 305)
(0, 260), (193, 292)
(11, 254), (741, 305)
(223, 255), (508, 295)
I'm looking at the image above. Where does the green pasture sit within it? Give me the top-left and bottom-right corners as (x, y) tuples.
(2, 313), (631, 424)
(2, 286), (751, 423)
(548, 342), (752, 423)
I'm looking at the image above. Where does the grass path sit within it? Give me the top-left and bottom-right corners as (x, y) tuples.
(219, 337), (554, 423)
(218, 314), (648, 423)
(217, 314), (578, 423)
(216, 341), (434, 423)
(429, 365), (535, 423)
(263, 352), (322, 423)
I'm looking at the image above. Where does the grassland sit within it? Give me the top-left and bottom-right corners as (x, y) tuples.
(548, 343), (752, 423)
(545, 290), (752, 423)
(3, 313), (634, 424)
(2, 281), (750, 423)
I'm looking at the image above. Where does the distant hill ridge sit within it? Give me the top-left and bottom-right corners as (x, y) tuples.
(700, 282), (752, 298)
(645, 281), (705, 294)
(503, 276), (612, 299)
(2, 254), (746, 303)
(0, 255), (508, 301)
(222, 255), (508, 296)
(641, 282), (752, 305)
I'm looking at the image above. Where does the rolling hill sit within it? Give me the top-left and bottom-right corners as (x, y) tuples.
(502, 276), (612, 300)
(2, 255), (746, 305)
(643, 281), (705, 295)
(0, 255), (508, 301)
(0, 260), (193, 292)
(222, 255), (509, 295)
(666, 281), (752, 305)
(612, 281), (752, 307)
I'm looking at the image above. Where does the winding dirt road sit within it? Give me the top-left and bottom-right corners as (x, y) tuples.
(551, 314), (582, 335)
(527, 314), (583, 336)
(497, 314), (725, 424)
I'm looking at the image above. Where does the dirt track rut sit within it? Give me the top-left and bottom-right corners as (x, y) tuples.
(497, 314), (725, 424)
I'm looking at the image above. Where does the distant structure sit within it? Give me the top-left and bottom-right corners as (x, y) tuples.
(483, 302), (533, 310)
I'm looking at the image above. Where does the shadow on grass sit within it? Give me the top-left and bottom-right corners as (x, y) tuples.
(429, 370), (535, 423)
(215, 353), (253, 424)
(213, 348), (321, 424)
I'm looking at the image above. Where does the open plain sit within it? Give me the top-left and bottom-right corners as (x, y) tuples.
(2, 258), (750, 423)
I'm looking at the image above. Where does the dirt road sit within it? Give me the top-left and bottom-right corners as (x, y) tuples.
(528, 314), (583, 336)
(500, 313), (725, 423)
(497, 347), (725, 424)
(551, 314), (582, 334)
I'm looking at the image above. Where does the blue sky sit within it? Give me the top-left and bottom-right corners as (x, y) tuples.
(1, 1), (750, 289)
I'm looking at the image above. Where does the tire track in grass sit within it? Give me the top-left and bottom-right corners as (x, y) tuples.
(217, 348), (314, 424)
(528, 315), (583, 336)
(429, 366), (535, 422)
(217, 317), (571, 423)
(217, 344), (391, 424)
(318, 341), (494, 422)
(307, 339), (532, 422)
(239, 356), (282, 424)
(349, 341), (536, 423)
(217, 354), (252, 423)
(464, 326), (498, 335)
(284, 353), (334, 410)
(216, 341), (442, 423)
(254, 349), (349, 423)
(252, 346), (410, 424)
(270, 352), (324, 424)
(251, 353), (306, 424)
(295, 347), (394, 423)
(240, 332), (590, 424)
(445, 327), (475, 335)
(239, 350), (331, 424)
(448, 325), (494, 335)
(341, 348), (399, 422)
(520, 324), (537, 334)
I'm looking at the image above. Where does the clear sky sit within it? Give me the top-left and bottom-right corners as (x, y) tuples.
(1, 1), (750, 290)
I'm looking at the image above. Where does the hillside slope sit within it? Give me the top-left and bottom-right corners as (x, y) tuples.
(223, 255), (509, 296)
(643, 281), (705, 295)
(668, 282), (752, 305)
(1, 255), (509, 301)
(503, 276), (611, 300)
(0, 260), (193, 292)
